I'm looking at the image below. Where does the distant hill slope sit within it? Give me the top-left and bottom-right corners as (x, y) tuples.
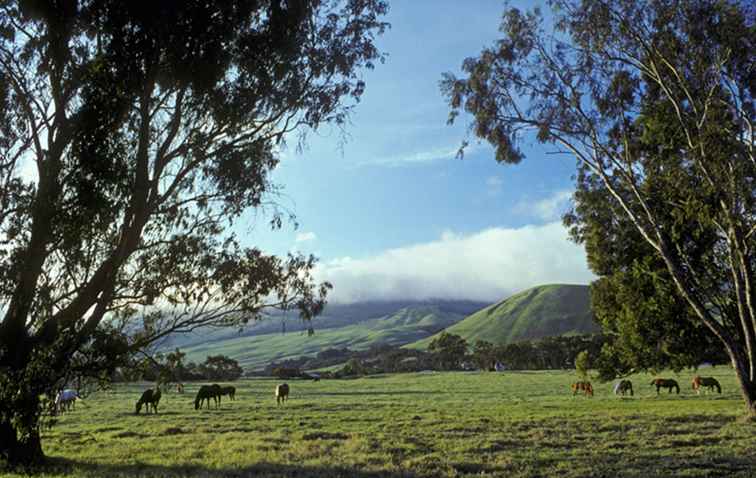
(408, 284), (597, 349)
(176, 301), (485, 371)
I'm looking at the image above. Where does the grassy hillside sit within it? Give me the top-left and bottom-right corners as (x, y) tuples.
(410, 284), (597, 349)
(161, 300), (484, 351)
(180, 304), (478, 371)
(20, 370), (755, 477)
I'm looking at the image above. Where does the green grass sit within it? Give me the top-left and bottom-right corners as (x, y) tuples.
(410, 284), (597, 349)
(5, 369), (756, 477)
(182, 306), (469, 371)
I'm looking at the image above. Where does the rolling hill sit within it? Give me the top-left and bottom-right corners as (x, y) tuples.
(175, 301), (485, 371)
(408, 284), (597, 349)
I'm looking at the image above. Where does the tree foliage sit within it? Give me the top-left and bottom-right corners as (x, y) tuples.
(574, 350), (591, 380)
(0, 0), (388, 465)
(443, 0), (756, 415)
(428, 332), (468, 370)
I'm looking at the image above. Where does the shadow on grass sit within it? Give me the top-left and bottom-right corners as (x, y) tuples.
(35, 457), (423, 478)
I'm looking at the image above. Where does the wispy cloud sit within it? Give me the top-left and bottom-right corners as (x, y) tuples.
(515, 189), (573, 221)
(315, 222), (593, 304)
(362, 143), (485, 168)
(295, 231), (317, 243)
(486, 176), (504, 196)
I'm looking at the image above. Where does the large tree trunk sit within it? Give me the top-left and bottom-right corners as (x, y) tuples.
(732, 357), (756, 419)
(0, 419), (45, 467)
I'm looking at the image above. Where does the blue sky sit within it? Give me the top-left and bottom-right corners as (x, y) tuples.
(243, 1), (594, 303)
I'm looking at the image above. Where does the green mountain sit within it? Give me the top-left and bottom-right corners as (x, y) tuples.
(408, 284), (597, 349)
(178, 301), (484, 371)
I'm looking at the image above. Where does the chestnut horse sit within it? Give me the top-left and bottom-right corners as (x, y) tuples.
(571, 381), (594, 397)
(692, 376), (721, 394)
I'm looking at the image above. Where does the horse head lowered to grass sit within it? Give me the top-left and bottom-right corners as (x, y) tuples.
(195, 384), (223, 410)
(692, 376), (721, 394)
(650, 378), (680, 395)
(135, 386), (162, 414)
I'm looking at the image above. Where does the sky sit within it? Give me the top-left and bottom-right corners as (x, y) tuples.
(242, 0), (595, 304)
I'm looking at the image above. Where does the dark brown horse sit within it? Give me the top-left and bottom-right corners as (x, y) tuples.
(195, 384), (222, 410)
(136, 387), (162, 414)
(692, 376), (721, 394)
(219, 385), (236, 401)
(275, 383), (290, 405)
(571, 381), (594, 397)
(650, 378), (680, 394)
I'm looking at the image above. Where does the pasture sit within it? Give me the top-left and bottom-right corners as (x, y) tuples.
(6, 370), (756, 478)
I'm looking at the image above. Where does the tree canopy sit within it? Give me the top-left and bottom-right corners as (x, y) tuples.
(0, 0), (388, 465)
(443, 0), (755, 415)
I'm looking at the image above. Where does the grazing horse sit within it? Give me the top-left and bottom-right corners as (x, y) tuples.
(219, 386), (236, 401)
(135, 387), (162, 414)
(55, 389), (79, 414)
(275, 383), (290, 405)
(195, 384), (222, 410)
(692, 376), (721, 394)
(571, 381), (594, 397)
(651, 378), (680, 394)
(613, 380), (634, 396)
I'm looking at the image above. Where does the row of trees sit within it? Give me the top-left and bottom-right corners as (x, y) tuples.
(430, 331), (609, 372)
(124, 350), (244, 383)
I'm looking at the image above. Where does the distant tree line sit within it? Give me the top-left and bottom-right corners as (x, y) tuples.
(114, 349), (243, 383)
(261, 333), (695, 378)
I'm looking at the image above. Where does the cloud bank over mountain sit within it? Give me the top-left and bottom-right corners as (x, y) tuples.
(314, 222), (594, 304)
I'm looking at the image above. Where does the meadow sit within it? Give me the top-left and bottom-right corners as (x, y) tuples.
(6, 369), (756, 478)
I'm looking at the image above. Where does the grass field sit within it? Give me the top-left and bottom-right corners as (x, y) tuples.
(5, 369), (756, 478)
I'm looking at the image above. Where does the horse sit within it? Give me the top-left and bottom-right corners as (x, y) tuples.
(571, 381), (593, 397)
(650, 378), (680, 394)
(692, 376), (721, 394)
(613, 379), (634, 396)
(135, 387), (162, 414)
(176, 383), (184, 394)
(55, 389), (79, 414)
(219, 385), (236, 401)
(275, 383), (290, 405)
(195, 384), (222, 410)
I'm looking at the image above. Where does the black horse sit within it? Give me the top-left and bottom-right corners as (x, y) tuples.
(651, 378), (680, 394)
(219, 385), (236, 401)
(195, 384), (222, 410)
(136, 387), (162, 414)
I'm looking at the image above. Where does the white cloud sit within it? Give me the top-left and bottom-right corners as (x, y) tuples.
(314, 222), (594, 304)
(295, 231), (317, 243)
(516, 189), (573, 221)
(363, 143), (485, 167)
(17, 157), (38, 184)
(486, 176), (504, 196)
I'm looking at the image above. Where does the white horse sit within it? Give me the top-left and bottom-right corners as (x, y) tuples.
(55, 389), (80, 413)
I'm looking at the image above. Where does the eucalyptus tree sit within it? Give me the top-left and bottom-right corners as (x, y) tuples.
(0, 0), (388, 464)
(443, 0), (755, 415)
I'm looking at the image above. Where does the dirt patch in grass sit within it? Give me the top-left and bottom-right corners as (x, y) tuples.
(302, 431), (349, 441)
(161, 427), (185, 435)
(112, 431), (147, 439)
